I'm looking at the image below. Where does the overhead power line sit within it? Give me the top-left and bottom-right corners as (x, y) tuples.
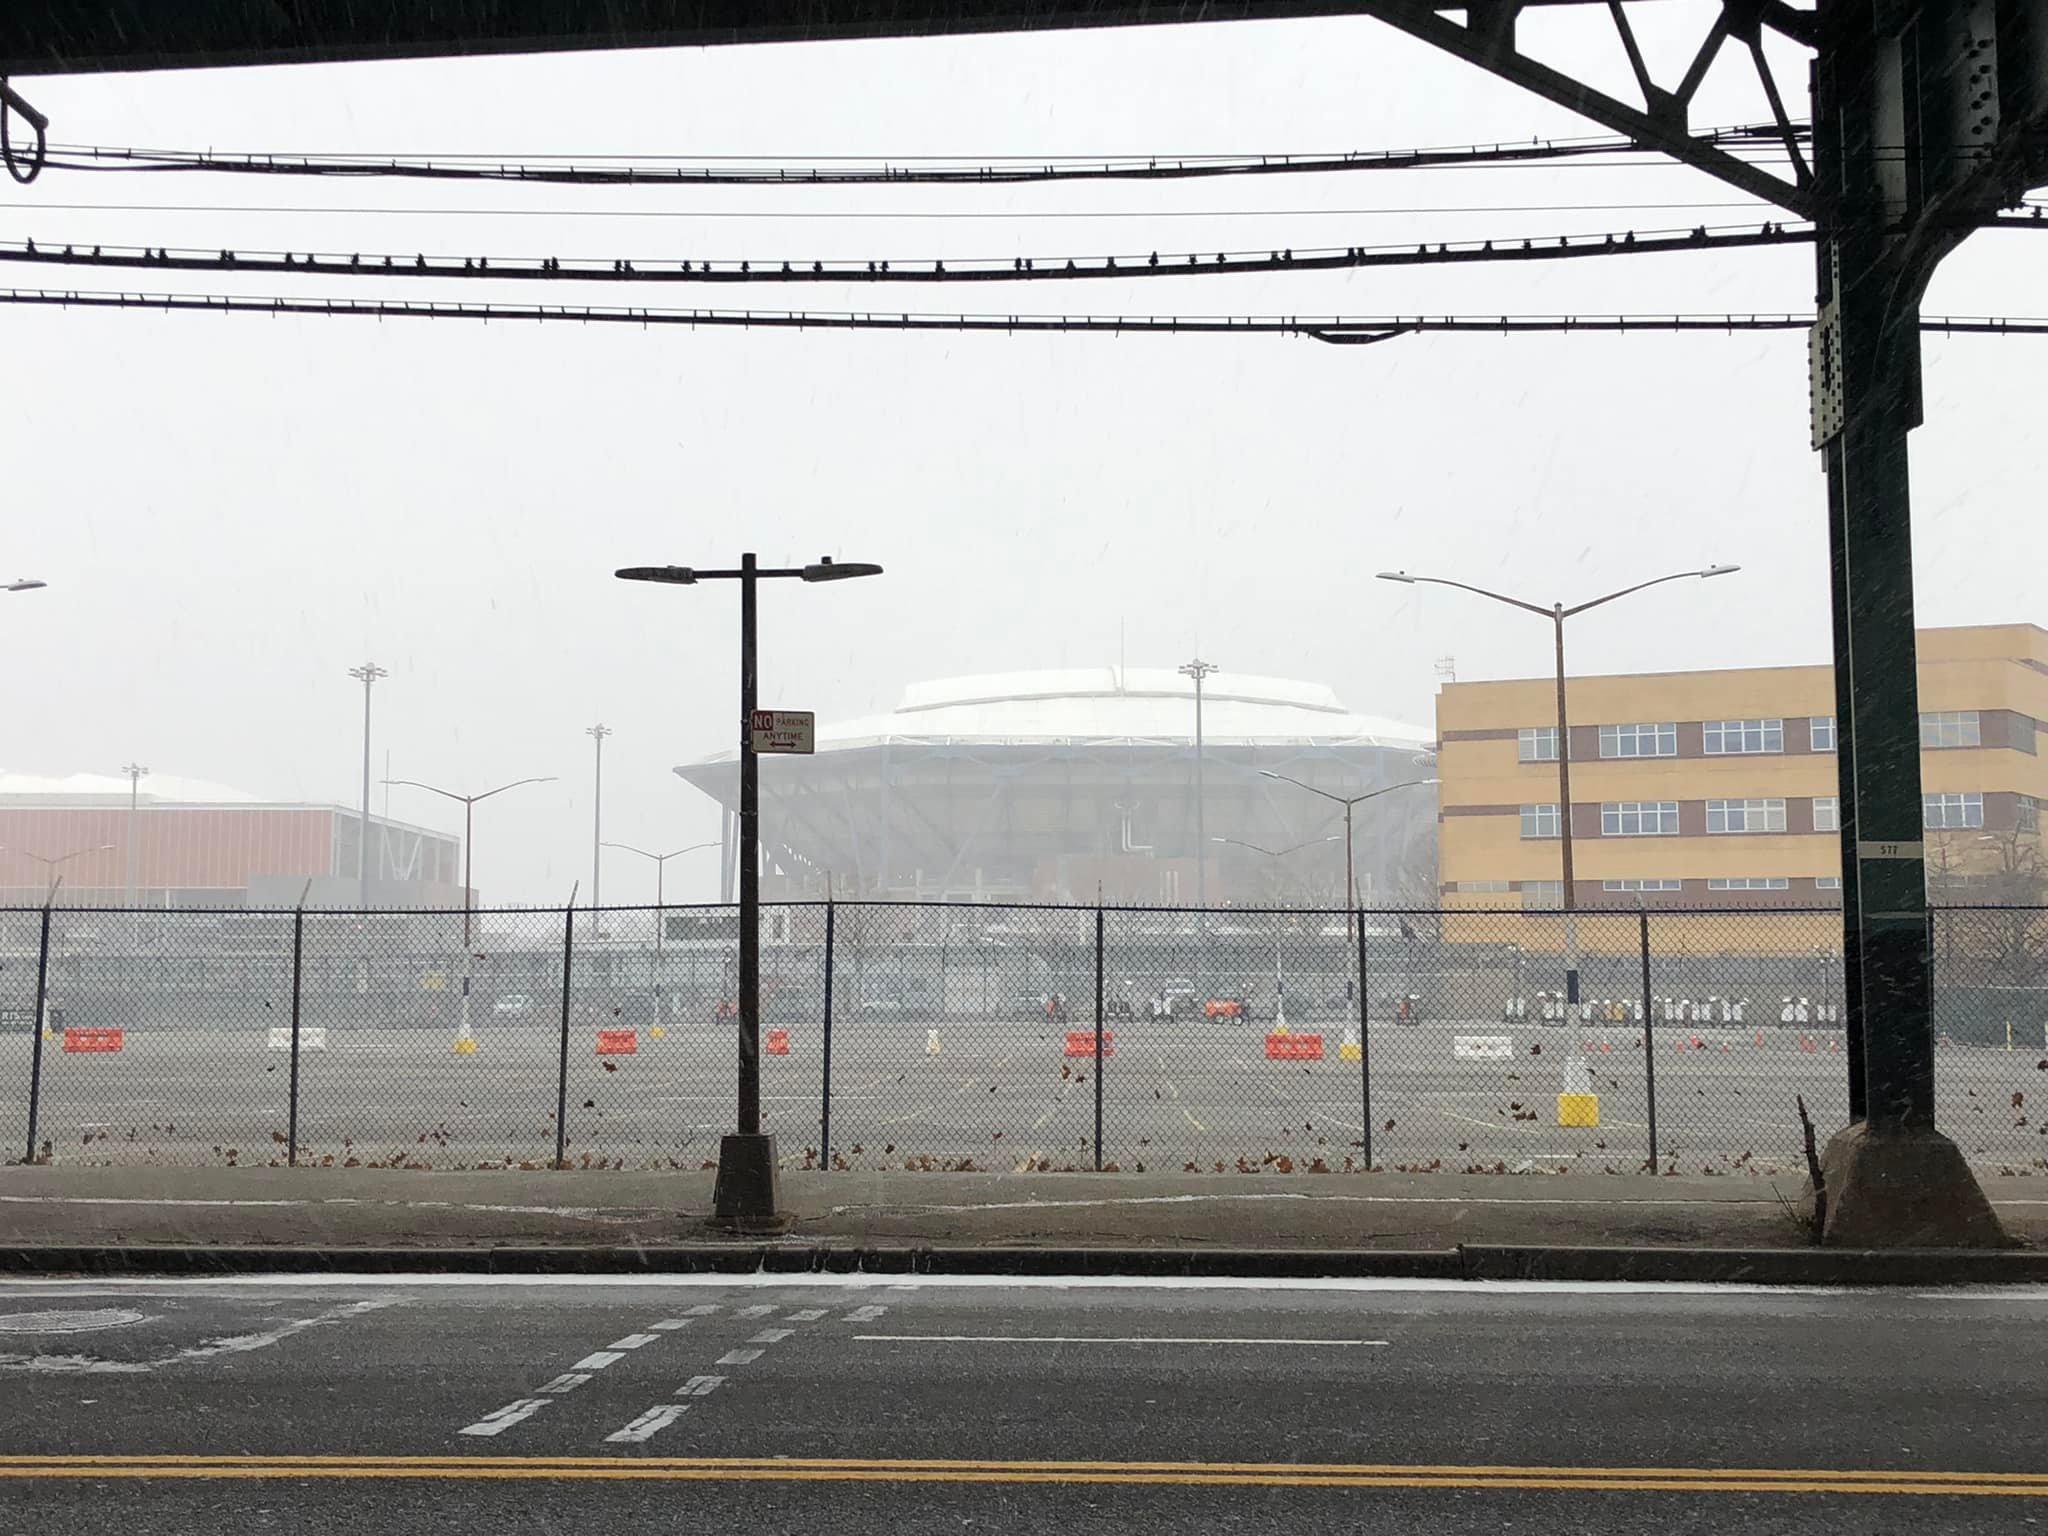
(0, 285), (2036, 346)
(0, 221), (1817, 286)
(43, 126), (1801, 187)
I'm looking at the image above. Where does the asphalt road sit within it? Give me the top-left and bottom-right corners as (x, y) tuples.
(1, 1273), (2045, 1532)
(5, 1015), (2038, 1179)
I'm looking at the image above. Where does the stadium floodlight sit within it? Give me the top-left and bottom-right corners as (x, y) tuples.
(614, 550), (883, 1231)
(1373, 563), (1738, 1002)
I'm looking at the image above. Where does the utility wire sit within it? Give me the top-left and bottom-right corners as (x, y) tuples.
(42, 126), (1801, 187)
(0, 221), (1816, 286)
(0, 197), (1794, 221)
(0, 285), (2035, 345)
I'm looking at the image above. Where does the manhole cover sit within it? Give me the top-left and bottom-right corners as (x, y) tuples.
(0, 1308), (148, 1334)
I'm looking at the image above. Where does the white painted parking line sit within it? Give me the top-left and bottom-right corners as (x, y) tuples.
(787, 1308), (827, 1323)
(748, 1328), (794, 1345)
(716, 1348), (763, 1366)
(535, 1372), (592, 1394)
(608, 1333), (660, 1350)
(603, 1404), (691, 1444)
(571, 1350), (625, 1371)
(675, 1374), (725, 1398)
(856, 1335), (1390, 1347)
(735, 1305), (777, 1320)
(843, 1305), (888, 1323)
(648, 1319), (692, 1332)
(458, 1398), (550, 1437)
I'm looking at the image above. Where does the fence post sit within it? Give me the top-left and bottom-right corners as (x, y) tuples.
(555, 894), (577, 1169)
(1639, 905), (1659, 1170)
(820, 899), (836, 1170)
(1093, 905), (1105, 1172)
(23, 902), (52, 1165)
(1356, 910), (1372, 1171)
(287, 900), (307, 1167)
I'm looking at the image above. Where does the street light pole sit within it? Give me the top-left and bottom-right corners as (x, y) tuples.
(617, 552), (883, 1229)
(1377, 565), (1738, 1000)
(384, 774), (557, 1042)
(348, 663), (387, 911)
(121, 763), (148, 907)
(586, 724), (611, 935)
(3, 579), (46, 593)
(1179, 658), (1218, 909)
(602, 840), (720, 1022)
(3, 844), (115, 900)
(1257, 774), (1439, 936)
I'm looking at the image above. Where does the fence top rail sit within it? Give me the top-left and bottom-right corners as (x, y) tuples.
(0, 899), (1903, 919)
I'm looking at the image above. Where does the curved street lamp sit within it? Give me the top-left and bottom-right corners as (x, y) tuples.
(1376, 564), (1738, 996)
(1255, 775), (1439, 935)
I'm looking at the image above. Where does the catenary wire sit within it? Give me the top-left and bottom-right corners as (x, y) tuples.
(0, 221), (1818, 285)
(0, 285), (2036, 345)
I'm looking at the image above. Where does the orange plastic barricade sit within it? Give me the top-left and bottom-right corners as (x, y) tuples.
(1265, 1032), (1324, 1061)
(765, 1028), (790, 1056)
(62, 1027), (123, 1054)
(595, 1028), (637, 1055)
(1063, 1031), (1112, 1057)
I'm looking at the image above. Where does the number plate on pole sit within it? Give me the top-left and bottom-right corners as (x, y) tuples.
(750, 709), (816, 754)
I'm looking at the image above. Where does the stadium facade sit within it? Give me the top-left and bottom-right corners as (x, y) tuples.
(675, 668), (1434, 905)
(0, 772), (463, 908)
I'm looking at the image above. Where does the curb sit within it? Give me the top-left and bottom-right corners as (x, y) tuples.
(4, 1242), (2046, 1285)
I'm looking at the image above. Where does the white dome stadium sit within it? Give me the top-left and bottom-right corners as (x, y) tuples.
(678, 668), (1435, 906)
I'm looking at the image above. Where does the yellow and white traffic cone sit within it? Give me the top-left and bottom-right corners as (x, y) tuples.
(453, 1017), (478, 1055)
(926, 1027), (940, 1056)
(1339, 1025), (1362, 1062)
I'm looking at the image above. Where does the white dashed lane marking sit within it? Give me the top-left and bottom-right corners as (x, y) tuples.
(458, 1399), (550, 1437)
(649, 1319), (691, 1332)
(604, 1404), (691, 1444)
(572, 1350), (625, 1371)
(535, 1372), (592, 1395)
(676, 1375), (725, 1398)
(788, 1309), (827, 1323)
(608, 1333), (660, 1350)
(748, 1328), (794, 1345)
(843, 1305), (888, 1323)
(684, 1305), (721, 1317)
(735, 1305), (777, 1320)
(716, 1348), (764, 1366)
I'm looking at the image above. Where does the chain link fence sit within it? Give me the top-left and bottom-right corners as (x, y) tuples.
(4, 899), (2042, 1179)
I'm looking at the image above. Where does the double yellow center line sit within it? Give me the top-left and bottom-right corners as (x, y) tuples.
(0, 1456), (2041, 1495)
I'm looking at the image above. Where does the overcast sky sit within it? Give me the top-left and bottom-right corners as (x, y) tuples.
(3, 6), (2041, 905)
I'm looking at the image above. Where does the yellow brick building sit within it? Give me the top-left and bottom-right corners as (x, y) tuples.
(1436, 624), (2048, 941)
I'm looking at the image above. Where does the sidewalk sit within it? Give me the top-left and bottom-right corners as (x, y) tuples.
(5, 1164), (2046, 1262)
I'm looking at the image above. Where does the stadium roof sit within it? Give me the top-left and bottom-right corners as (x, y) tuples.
(687, 668), (1429, 763)
(0, 770), (261, 804)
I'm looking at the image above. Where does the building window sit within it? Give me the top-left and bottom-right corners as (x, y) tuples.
(1817, 875), (1842, 890)
(1602, 878), (1682, 892)
(1520, 804), (1559, 839)
(1521, 880), (1563, 909)
(1810, 716), (1837, 752)
(2022, 796), (2040, 835)
(1708, 877), (1791, 891)
(1813, 795), (1840, 834)
(1703, 718), (1784, 755)
(1454, 880), (1512, 893)
(1601, 801), (1680, 836)
(1920, 710), (1982, 748)
(1923, 792), (1984, 829)
(1517, 726), (1558, 763)
(1706, 798), (1788, 834)
(1598, 722), (1677, 759)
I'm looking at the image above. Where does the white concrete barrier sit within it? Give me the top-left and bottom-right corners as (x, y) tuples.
(1454, 1035), (1514, 1062)
(267, 1025), (327, 1051)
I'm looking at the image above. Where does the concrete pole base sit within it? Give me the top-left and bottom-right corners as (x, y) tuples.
(1806, 1121), (2013, 1249)
(711, 1133), (788, 1233)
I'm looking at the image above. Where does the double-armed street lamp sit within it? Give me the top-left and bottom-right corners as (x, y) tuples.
(616, 553), (883, 1229)
(1376, 565), (1738, 999)
(601, 839), (721, 1021)
(1255, 774), (1440, 935)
